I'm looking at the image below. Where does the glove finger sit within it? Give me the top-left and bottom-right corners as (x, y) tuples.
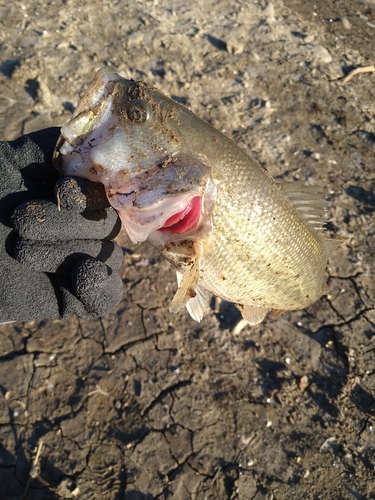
(0, 262), (61, 323)
(14, 237), (124, 274)
(12, 199), (121, 241)
(54, 177), (110, 212)
(72, 257), (123, 318)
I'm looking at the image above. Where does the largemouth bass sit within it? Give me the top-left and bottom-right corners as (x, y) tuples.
(54, 67), (332, 324)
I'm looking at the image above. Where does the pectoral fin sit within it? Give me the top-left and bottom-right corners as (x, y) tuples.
(170, 261), (200, 314)
(238, 304), (269, 325)
(186, 284), (211, 322)
(169, 241), (205, 316)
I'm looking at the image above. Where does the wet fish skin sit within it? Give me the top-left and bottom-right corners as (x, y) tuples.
(54, 68), (331, 324)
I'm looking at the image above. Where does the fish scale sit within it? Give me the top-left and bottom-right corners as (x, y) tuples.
(54, 67), (332, 325)
(200, 165), (327, 310)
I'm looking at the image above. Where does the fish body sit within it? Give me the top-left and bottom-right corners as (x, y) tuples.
(54, 68), (330, 324)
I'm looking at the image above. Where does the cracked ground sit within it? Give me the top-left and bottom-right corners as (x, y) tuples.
(1, 0), (375, 498)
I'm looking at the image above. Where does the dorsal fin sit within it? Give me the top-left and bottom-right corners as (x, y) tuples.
(280, 181), (327, 231)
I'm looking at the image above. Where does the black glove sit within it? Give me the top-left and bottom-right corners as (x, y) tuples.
(0, 128), (124, 323)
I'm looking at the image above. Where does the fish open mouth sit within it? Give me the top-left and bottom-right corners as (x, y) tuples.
(159, 197), (202, 234)
(105, 160), (210, 243)
(113, 193), (203, 243)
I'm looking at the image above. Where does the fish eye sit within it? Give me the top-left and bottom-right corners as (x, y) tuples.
(127, 100), (151, 123)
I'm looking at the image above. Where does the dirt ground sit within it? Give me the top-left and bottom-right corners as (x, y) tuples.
(1, 0), (375, 498)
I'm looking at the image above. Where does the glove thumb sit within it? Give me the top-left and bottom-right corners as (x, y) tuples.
(72, 257), (123, 317)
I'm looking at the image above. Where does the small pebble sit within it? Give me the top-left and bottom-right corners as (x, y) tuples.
(299, 375), (309, 390)
(341, 17), (351, 29)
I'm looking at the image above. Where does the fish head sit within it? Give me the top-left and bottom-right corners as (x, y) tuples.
(54, 67), (213, 244)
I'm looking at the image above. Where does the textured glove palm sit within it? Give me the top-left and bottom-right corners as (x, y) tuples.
(0, 128), (124, 323)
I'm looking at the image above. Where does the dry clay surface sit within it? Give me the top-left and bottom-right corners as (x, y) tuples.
(1, 0), (375, 498)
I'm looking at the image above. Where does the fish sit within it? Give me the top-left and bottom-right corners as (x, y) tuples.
(54, 67), (333, 325)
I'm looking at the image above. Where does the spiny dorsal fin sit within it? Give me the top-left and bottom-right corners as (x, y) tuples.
(280, 181), (327, 231)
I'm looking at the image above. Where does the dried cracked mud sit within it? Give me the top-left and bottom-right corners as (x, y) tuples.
(1, 0), (375, 498)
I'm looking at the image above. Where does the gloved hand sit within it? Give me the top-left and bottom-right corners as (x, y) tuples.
(0, 128), (124, 323)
